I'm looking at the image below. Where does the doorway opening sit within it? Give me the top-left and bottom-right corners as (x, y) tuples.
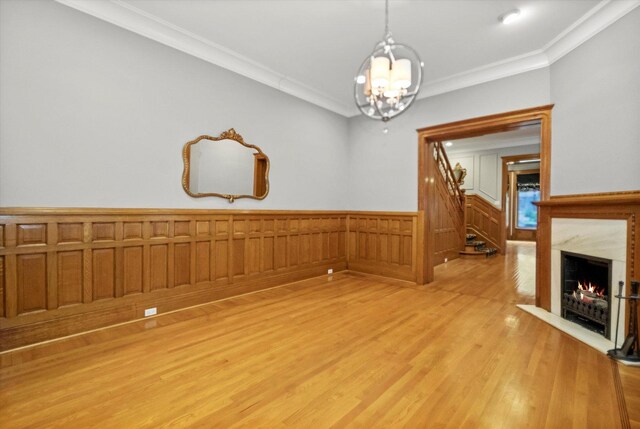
(416, 105), (553, 284)
(503, 154), (541, 242)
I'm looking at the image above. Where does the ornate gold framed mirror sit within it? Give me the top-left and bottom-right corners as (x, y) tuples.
(182, 128), (270, 203)
(453, 162), (467, 186)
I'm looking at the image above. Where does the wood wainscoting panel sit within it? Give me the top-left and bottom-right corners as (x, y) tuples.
(0, 209), (422, 349)
(57, 250), (83, 306)
(347, 212), (418, 282)
(195, 241), (210, 284)
(263, 236), (274, 272)
(174, 243), (191, 287)
(92, 248), (115, 300)
(123, 222), (142, 240)
(0, 209), (351, 350)
(17, 224), (47, 246)
(122, 246), (143, 295)
(150, 244), (169, 290)
(247, 237), (260, 274)
(214, 240), (228, 281)
(465, 194), (503, 253)
(275, 235), (288, 269)
(58, 223), (83, 244)
(16, 253), (47, 314)
(0, 256), (4, 318)
(92, 223), (115, 242)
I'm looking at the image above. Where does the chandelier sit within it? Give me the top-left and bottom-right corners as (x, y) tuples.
(354, 0), (423, 122)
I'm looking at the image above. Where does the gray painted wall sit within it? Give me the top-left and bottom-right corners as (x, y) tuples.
(550, 8), (640, 195)
(346, 69), (551, 212)
(0, 0), (349, 209)
(2, 1), (637, 212)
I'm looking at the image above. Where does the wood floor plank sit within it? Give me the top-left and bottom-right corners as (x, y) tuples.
(0, 242), (636, 428)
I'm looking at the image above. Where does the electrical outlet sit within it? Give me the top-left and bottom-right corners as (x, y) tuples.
(144, 307), (157, 317)
(328, 268), (333, 275)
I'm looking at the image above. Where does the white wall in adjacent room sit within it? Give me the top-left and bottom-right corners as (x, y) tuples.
(550, 8), (640, 196)
(0, 0), (349, 210)
(346, 69), (551, 212)
(448, 144), (540, 208)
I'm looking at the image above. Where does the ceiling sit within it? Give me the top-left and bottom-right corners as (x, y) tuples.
(446, 124), (541, 153)
(56, 0), (638, 116)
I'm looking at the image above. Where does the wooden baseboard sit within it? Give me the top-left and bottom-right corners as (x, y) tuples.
(0, 262), (345, 351)
(433, 249), (460, 266)
(0, 208), (422, 350)
(347, 261), (415, 282)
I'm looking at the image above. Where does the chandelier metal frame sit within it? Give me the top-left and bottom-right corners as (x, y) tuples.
(354, 0), (423, 122)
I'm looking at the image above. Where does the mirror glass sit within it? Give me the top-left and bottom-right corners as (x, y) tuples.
(182, 129), (269, 202)
(453, 162), (467, 186)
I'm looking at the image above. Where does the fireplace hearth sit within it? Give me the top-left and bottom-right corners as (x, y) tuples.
(561, 251), (612, 337)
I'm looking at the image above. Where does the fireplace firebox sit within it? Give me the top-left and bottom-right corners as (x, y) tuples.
(561, 251), (612, 337)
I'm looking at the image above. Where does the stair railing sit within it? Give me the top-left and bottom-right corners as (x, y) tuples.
(433, 141), (465, 213)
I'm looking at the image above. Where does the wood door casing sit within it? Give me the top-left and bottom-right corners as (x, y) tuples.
(417, 105), (553, 284)
(508, 168), (540, 241)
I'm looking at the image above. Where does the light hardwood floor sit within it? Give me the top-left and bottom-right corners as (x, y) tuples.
(0, 242), (636, 428)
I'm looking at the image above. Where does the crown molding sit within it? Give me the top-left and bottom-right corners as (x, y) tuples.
(54, 0), (354, 117)
(55, 0), (639, 119)
(417, 50), (549, 102)
(544, 0), (640, 64)
(412, 0), (640, 106)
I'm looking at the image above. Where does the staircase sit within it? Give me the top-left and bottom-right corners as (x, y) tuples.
(460, 233), (497, 258)
(430, 141), (467, 265)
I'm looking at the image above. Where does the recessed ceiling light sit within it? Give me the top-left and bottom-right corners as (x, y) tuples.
(445, 141), (453, 147)
(499, 9), (521, 25)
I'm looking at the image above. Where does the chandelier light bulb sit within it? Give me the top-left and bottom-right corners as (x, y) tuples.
(370, 56), (390, 89)
(391, 59), (412, 89)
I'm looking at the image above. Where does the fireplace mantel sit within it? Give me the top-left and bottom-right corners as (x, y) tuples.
(536, 191), (640, 207)
(535, 191), (640, 337)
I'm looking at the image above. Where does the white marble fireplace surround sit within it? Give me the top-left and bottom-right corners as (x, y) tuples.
(520, 218), (628, 357)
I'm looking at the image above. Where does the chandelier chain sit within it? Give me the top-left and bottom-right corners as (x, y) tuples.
(384, 0), (390, 36)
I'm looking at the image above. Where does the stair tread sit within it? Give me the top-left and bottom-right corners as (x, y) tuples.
(466, 240), (485, 246)
(460, 247), (498, 257)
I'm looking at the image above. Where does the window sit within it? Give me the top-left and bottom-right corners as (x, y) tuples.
(516, 173), (540, 229)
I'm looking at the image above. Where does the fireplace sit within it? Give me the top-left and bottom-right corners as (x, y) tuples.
(561, 251), (612, 337)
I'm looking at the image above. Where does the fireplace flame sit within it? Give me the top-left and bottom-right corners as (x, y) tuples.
(577, 281), (605, 297)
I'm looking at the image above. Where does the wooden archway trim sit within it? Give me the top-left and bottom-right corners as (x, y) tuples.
(416, 104), (553, 284)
